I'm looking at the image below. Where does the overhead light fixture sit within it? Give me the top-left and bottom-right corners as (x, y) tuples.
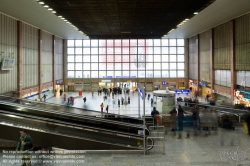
(194, 12), (198, 15)
(44, 5), (49, 8)
(61, 17), (65, 20)
(39, 2), (44, 4)
(58, 16), (62, 18)
(64, 20), (68, 22)
(48, 8), (53, 11)
(52, 11), (56, 13)
(185, 19), (189, 21)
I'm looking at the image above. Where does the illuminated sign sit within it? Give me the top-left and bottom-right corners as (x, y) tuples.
(162, 81), (167, 85)
(175, 89), (190, 94)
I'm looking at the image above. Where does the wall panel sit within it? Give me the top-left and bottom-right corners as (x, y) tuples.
(188, 36), (198, 80)
(214, 22), (230, 69)
(42, 31), (53, 83)
(199, 30), (210, 82)
(55, 36), (63, 80)
(235, 13), (250, 70)
(0, 14), (17, 94)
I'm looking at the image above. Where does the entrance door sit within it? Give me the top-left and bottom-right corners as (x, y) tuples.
(68, 85), (74, 91)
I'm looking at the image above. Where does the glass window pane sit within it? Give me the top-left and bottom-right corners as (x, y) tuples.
(170, 63), (176, 69)
(107, 63), (114, 70)
(162, 39), (168, 46)
(99, 40), (106, 47)
(67, 63), (74, 70)
(107, 47), (114, 54)
(146, 39), (153, 46)
(99, 55), (106, 63)
(177, 47), (185, 54)
(154, 39), (161, 46)
(154, 63), (161, 70)
(170, 55), (176, 62)
(99, 63), (106, 70)
(154, 55), (161, 62)
(83, 55), (90, 62)
(138, 71), (145, 78)
(138, 62), (145, 69)
(67, 40), (74, 47)
(83, 48), (90, 54)
(122, 63), (129, 70)
(170, 70), (177, 77)
(115, 71), (121, 78)
(107, 55), (114, 62)
(75, 56), (82, 62)
(154, 71), (161, 78)
(130, 71), (137, 78)
(83, 71), (90, 78)
(115, 55), (121, 62)
(75, 40), (82, 47)
(178, 63), (185, 69)
(162, 55), (168, 62)
(68, 56), (74, 62)
(75, 48), (82, 54)
(115, 63), (122, 70)
(162, 63), (168, 70)
(75, 71), (82, 78)
(91, 55), (98, 62)
(91, 48), (98, 54)
(83, 40), (90, 47)
(75, 63), (82, 70)
(162, 71), (169, 77)
(146, 55), (153, 61)
(83, 63), (90, 70)
(123, 71), (129, 77)
(115, 40), (121, 46)
(99, 47), (106, 54)
(162, 47), (168, 54)
(67, 71), (74, 78)
(154, 47), (161, 54)
(146, 47), (153, 54)
(122, 40), (129, 46)
(115, 47), (121, 54)
(177, 39), (184, 46)
(122, 47), (129, 54)
(107, 40), (114, 47)
(91, 63), (98, 70)
(146, 71), (153, 77)
(67, 48), (74, 54)
(146, 63), (153, 70)
(177, 55), (185, 62)
(99, 71), (106, 78)
(178, 70), (185, 77)
(169, 39), (176, 46)
(91, 71), (98, 78)
(122, 55), (129, 62)
(170, 47), (176, 54)
(138, 39), (146, 46)
(130, 59), (137, 70)
(107, 71), (114, 77)
(91, 40), (98, 47)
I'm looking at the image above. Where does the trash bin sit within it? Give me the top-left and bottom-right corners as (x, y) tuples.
(78, 90), (82, 96)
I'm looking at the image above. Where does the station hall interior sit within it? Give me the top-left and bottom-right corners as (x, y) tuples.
(0, 0), (250, 166)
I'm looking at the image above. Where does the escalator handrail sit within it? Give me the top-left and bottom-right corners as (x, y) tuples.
(0, 101), (144, 128)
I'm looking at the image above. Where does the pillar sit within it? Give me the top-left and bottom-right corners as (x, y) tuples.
(230, 21), (236, 104)
(17, 21), (22, 98)
(38, 29), (42, 101)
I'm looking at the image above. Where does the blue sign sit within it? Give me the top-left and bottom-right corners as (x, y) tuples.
(116, 76), (121, 78)
(162, 81), (167, 85)
(200, 83), (206, 86)
(175, 89), (190, 94)
(138, 88), (144, 99)
(131, 76), (136, 78)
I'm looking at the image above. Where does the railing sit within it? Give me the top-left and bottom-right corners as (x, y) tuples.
(147, 126), (165, 155)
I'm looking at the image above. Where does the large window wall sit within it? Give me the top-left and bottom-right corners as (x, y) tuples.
(67, 39), (185, 78)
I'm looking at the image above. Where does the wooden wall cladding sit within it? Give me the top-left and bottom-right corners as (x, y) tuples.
(199, 30), (210, 82)
(214, 22), (230, 69)
(188, 36), (198, 80)
(235, 13), (250, 70)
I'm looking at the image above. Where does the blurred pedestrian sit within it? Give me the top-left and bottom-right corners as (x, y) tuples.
(170, 106), (177, 131)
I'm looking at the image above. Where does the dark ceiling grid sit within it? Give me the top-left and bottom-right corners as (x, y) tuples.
(40, 0), (216, 39)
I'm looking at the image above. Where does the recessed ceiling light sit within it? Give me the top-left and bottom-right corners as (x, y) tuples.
(44, 5), (49, 8)
(48, 8), (53, 11)
(194, 12), (198, 15)
(61, 17), (65, 20)
(52, 11), (56, 13)
(39, 2), (44, 4)
(185, 19), (189, 21)
(58, 16), (62, 18)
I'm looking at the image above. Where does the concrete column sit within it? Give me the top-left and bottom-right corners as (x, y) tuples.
(52, 35), (56, 96)
(210, 29), (215, 96)
(63, 39), (66, 91)
(17, 21), (22, 98)
(230, 21), (236, 104)
(185, 38), (189, 88)
(38, 30), (42, 101)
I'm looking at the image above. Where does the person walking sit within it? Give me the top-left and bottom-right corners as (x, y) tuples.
(100, 103), (104, 114)
(16, 130), (33, 166)
(192, 105), (200, 135)
(42, 94), (47, 102)
(170, 106), (177, 131)
(106, 105), (109, 113)
(121, 97), (124, 105)
(177, 105), (186, 131)
(118, 99), (120, 107)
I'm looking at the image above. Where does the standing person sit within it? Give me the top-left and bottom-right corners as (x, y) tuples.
(177, 105), (186, 131)
(42, 94), (47, 102)
(192, 105), (200, 135)
(245, 108), (250, 136)
(151, 98), (153, 107)
(100, 103), (104, 114)
(59, 89), (63, 96)
(16, 130), (33, 166)
(128, 96), (130, 104)
(147, 94), (150, 101)
(118, 99), (120, 107)
(121, 97), (124, 105)
(170, 106), (177, 131)
(106, 105), (109, 113)
(151, 107), (159, 127)
(83, 97), (86, 103)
